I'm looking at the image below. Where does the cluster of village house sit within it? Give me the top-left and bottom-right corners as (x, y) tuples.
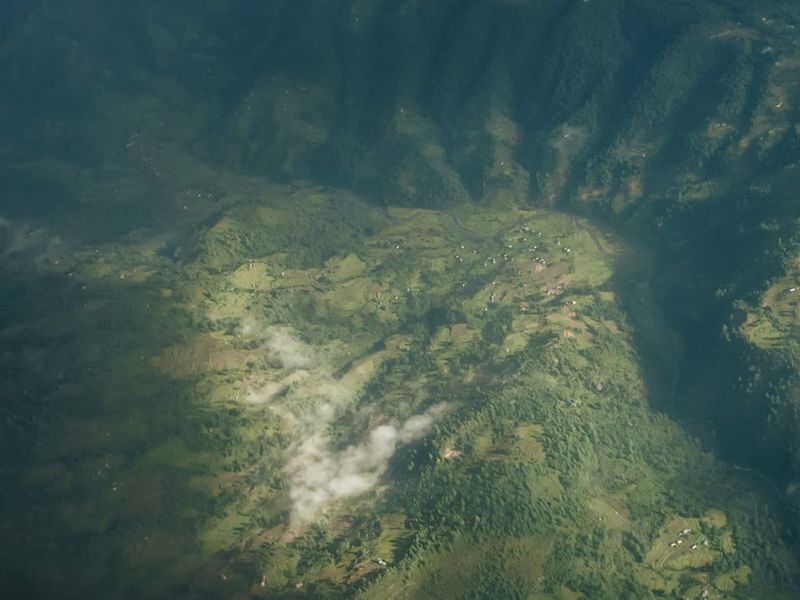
(667, 527), (710, 552)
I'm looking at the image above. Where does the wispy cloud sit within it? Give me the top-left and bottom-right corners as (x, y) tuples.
(288, 404), (445, 523)
(238, 321), (445, 523)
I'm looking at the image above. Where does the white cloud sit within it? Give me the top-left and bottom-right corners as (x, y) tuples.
(245, 381), (285, 404)
(265, 326), (315, 369)
(237, 320), (445, 523)
(287, 405), (445, 523)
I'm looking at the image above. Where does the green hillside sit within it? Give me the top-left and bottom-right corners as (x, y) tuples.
(2, 1), (800, 598)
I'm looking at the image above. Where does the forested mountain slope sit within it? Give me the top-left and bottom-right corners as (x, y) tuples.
(4, 0), (798, 496)
(3, 1), (800, 598)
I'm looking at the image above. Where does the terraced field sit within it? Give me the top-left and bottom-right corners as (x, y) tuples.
(2, 177), (797, 599)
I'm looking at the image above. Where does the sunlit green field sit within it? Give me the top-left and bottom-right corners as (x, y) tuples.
(1, 173), (797, 599)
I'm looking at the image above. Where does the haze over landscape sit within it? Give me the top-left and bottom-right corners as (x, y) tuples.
(3, 1), (800, 598)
